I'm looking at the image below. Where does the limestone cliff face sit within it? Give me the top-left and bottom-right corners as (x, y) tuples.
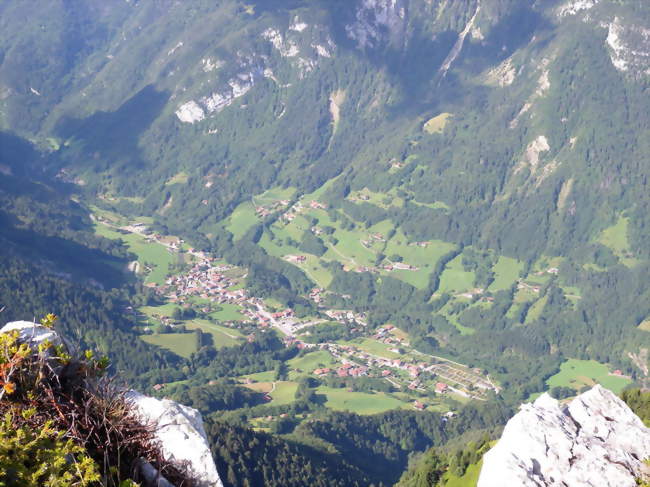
(478, 385), (650, 487)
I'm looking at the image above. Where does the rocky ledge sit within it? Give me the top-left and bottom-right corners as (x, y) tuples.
(478, 385), (650, 487)
(0, 321), (223, 487)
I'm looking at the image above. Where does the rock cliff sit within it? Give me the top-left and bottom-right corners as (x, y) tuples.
(478, 385), (650, 487)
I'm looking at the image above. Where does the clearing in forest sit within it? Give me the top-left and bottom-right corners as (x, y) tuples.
(546, 359), (631, 394)
(488, 256), (523, 291)
(598, 216), (639, 267)
(316, 387), (409, 415)
(438, 255), (475, 293)
(226, 201), (259, 240)
(165, 171), (189, 186)
(423, 113), (452, 134)
(141, 332), (197, 359)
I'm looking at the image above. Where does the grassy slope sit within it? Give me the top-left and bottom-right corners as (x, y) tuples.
(316, 386), (410, 414)
(546, 359), (632, 394)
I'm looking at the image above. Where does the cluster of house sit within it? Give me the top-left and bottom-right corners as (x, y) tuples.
(373, 325), (410, 348)
(383, 262), (418, 272)
(313, 362), (370, 378)
(281, 199), (328, 223)
(324, 309), (367, 326)
(255, 199), (290, 218)
(285, 254), (307, 263)
(517, 280), (542, 294)
(309, 288), (324, 303)
(308, 345), (455, 399)
(244, 306), (296, 329)
(162, 261), (248, 305)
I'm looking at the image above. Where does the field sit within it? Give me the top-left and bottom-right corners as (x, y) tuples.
(546, 359), (632, 394)
(165, 171), (189, 185)
(94, 222), (175, 284)
(423, 113), (452, 134)
(141, 332), (197, 358)
(598, 216), (639, 267)
(383, 231), (457, 290)
(524, 295), (547, 324)
(269, 381), (299, 405)
(287, 351), (337, 376)
(244, 382), (274, 393)
(488, 256), (523, 291)
(187, 319), (243, 349)
(638, 320), (650, 332)
(438, 256), (475, 293)
(226, 201), (260, 240)
(348, 188), (404, 209)
(316, 387), (409, 414)
(441, 460), (483, 487)
(209, 302), (247, 321)
(253, 186), (296, 204)
(139, 303), (178, 319)
(242, 370), (276, 382)
(439, 308), (476, 336)
(344, 338), (403, 359)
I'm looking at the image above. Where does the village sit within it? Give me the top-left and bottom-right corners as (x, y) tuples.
(94, 211), (499, 408)
(140, 243), (498, 404)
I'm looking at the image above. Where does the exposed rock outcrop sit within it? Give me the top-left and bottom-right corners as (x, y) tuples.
(346, 0), (407, 49)
(478, 385), (650, 487)
(126, 391), (223, 487)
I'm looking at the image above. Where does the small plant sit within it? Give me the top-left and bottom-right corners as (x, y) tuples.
(0, 409), (101, 486)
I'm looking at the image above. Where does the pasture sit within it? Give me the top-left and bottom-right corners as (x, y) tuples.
(423, 112), (452, 134)
(269, 381), (299, 405)
(438, 255), (475, 293)
(316, 387), (409, 414)
(226, 201), (259, 240)
(546, 359), (632, 394)
(141, 332), (197, 359)
(187, 319), (243, 349)
(94, 221), (175, 285)
(488, 256), (523, 291)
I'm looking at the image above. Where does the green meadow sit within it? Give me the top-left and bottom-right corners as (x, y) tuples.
(546, 359), (632, 394)
(317, 387), (410, 414)
(488, 256), (523, 291)
(141, 332), (197, 359)
(269, 381), (299, 405)
(226, 201), (260, 240)
(438, 256), (475, 293)
(94, 222), (174, 285)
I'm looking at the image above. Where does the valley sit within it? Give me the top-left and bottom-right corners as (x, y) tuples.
(91, 205), (498, 422)
(1, 0), (649, 484)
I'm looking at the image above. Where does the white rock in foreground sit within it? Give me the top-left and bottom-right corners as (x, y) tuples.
(0, 320), (64, 349)
(478, 385), (650, 487)
(126, 390), (223, 487)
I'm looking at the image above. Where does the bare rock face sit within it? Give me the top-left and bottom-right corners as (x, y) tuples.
(346, 0), (407, 49)
(478, 385), (650, 487)
(126, 391), (223, 487)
